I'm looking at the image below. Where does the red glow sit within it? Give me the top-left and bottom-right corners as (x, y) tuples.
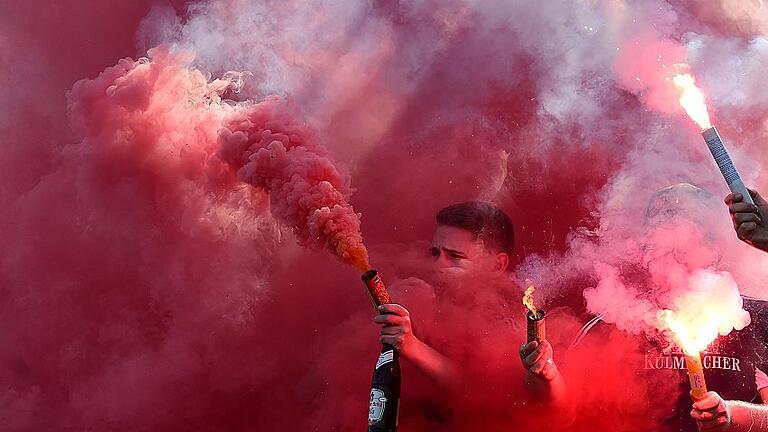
(3, 1), (768, 431)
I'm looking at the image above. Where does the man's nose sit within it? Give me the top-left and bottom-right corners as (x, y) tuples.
(433, 252), (453, 268)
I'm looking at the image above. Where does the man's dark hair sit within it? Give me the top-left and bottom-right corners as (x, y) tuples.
(436, 201), (515, 256)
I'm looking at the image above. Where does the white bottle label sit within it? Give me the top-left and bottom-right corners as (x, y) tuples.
(368, 388), (387, 425)
(376, 350), (394, 369)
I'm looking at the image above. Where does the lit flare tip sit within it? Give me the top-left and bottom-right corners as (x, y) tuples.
(672, 73), (712, 130)
(522, 280), (541, 319)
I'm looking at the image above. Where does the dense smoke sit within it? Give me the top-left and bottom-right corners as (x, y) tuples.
(2, 0), (768, 430)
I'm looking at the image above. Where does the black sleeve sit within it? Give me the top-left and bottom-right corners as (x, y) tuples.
(743, 298), (768, 374)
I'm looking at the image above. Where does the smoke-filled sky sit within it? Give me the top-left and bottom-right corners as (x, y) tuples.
(2, 0), (768, 430)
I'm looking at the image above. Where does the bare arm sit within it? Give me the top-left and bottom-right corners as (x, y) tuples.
(519, 340), (570, 408)
(400, 336), (460, 392)
(755, 368), (768, 403)
(760, 388), (768, 404)
(726, 400), (768, 431)
(691, 391), (768, 431)
(375, 304), (460, 392)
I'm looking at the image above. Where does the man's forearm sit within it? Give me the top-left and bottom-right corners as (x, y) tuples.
(725, 400), (768, 431)
(404, 339), (460, 392)
(524, 370), (569, 407)
(523, 370), (574, 429)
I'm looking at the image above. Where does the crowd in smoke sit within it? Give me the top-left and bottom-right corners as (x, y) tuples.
(2, 0), (768, 430)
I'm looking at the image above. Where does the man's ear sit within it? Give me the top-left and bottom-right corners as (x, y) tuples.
(493, 252), (510, 273)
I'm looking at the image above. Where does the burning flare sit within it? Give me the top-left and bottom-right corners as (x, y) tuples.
(672, 73), (712, 130)
(657, 270), (750, 400)
(522, 280), (541, 319)
(523, 280), (546, 343)
(659, 312), (712, 400)
(659, 312), (712, 356)
(671, 70), (756, 205)
(657, 270), (750, 355)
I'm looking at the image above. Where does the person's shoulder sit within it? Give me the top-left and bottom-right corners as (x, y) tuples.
(738, 295), (768, 343)
(737, 295), (768, 366)
(743, 295), (768, 311)
(743, 295), (768, 324)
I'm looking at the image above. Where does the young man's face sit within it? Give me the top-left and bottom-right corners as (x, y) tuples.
(429, 224), (508, 276)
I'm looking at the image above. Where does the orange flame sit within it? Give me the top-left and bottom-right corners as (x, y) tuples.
(522, 280), (540, 318)
(672, 73), (712, 130)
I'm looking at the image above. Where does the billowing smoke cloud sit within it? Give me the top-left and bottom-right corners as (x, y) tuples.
(217, 96), (369, 270)
(3, 0), (768, 430)
(659, 270), (751, 353)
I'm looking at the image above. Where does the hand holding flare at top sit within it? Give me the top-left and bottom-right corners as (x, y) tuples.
(725, 189), (768, 253)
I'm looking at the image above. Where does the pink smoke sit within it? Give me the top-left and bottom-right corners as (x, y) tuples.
(217, 98), (370, 271)
(4, 0), (768, 431)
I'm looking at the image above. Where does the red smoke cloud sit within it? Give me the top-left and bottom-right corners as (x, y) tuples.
(217, 98), (369, 270)
(3, 0), (768, 431)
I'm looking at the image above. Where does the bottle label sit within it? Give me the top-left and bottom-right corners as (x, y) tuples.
(368, 388), (387, 425)
(376, 350), (394, 369)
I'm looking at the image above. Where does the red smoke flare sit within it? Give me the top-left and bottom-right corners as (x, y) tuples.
(5, 1), (768, 431)
(217, 99), (370, 271)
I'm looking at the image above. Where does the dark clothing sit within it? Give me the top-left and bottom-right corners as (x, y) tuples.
(575, 297), (768, 432)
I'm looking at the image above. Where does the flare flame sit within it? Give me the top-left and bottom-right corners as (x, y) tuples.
(522, 280), (541, 319)
(672, 73), (712, 130)
(658, 311), (715, 356)
(657, 271), (750, 356)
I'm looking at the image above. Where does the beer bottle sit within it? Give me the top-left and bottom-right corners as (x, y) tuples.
(368, 344), (401, 431)
(362, 270), (401, 432)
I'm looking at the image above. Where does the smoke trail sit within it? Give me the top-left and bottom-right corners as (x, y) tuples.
(3, 0), (768, 431)
(217, 98), (369, 270)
